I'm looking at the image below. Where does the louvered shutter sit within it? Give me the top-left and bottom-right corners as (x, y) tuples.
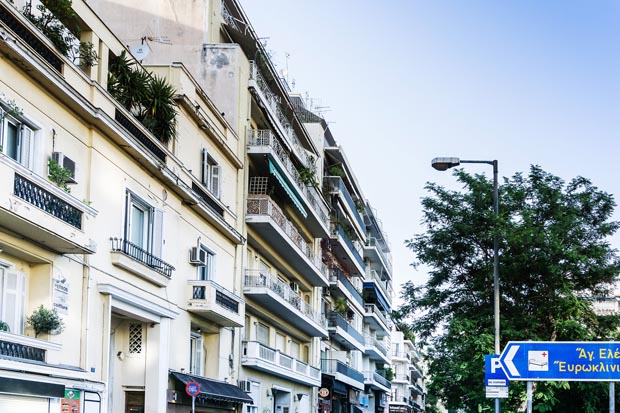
(201, 148), (208, 185)
(2, 271), (25, 334)
(19, 125), (33, 168)
(211, 165), (221, 198)
(151, 209), (164, 258)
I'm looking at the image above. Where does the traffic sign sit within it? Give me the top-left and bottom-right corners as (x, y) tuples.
(499, 341), (620, 381)
(185, 381), (201, 397)
(485, 355), (509, 387)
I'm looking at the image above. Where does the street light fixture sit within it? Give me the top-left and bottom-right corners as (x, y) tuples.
(431, 156), (500, 413)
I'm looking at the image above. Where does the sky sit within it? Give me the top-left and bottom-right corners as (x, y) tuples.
(240, 0), (620, 304)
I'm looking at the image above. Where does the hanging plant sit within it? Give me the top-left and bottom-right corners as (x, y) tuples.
(26, 305), (64, 337)
(297, 166), (318, 187)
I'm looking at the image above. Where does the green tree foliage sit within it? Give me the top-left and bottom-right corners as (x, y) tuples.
(400, 166), (620, 412)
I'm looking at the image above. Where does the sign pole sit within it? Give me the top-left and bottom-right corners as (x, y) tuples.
(192, 395), (196, 413)
(610, 382), (615, 413)
(185, 380), (200, 413)
(526, 381), (532, 413)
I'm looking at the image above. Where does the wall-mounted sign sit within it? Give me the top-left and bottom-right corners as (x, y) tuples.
(52, 277), (69, 315)
(61, 389), (81, 413)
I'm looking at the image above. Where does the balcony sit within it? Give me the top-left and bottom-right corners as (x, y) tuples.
(324, 176), (365, 234)
(110, 238), (174, 287)
(247, 130), (329, 237)
(363, 304), (390, 338)
(329, 269), (363, 313)
(0, 331), (61, 364)
(187, 280), (244, 327)
(392, 351), (411, 362)
(330, 224), (365, 277)
(244, 271), (327, 337)
(363, 371), (391, 392)
(242, 341), (320, 387)
(321, 359), (364, 391)
(364, 334), (390, 365)
(327, 313), (364, 352)
(364, 236), (393, 277)
(246, 195), (328, 286)
(363, 270), (392, 313)
(411, 382), (424, 396)
(0, 158), (96, 254)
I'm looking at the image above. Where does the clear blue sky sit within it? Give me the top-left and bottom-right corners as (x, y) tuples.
(241, 1), (620, 302)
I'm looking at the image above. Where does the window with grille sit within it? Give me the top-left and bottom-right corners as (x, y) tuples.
(248, 176), (269, 195)
(128, 323), (143, 354)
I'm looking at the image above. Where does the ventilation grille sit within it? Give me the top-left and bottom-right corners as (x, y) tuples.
(129, 323), (143, 354)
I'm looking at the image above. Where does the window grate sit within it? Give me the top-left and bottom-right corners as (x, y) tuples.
(128, 323), (143, 354)
(248, 177), (269, 195)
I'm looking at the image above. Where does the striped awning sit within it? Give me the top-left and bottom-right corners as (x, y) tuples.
(268, 159), (307, 218)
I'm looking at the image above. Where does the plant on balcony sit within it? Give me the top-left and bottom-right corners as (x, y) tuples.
(384, 366), (394, 382)
(0, 321), (9, 332)
(108, 51), (177, 145)
(48, 158), (72, 193)
(333, 296), (349, 316)
(297, 166), (318, 187)
(26, 305), (64, 337)
(354, 197), (365, 213)
(21, 0), (98, 68)
(327, 165), (345, 178)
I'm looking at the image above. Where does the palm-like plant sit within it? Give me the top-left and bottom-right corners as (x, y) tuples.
(138, 75), (177, 145)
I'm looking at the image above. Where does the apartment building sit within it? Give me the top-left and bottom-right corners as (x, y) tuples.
(389, 331), (426, 413)
(0, 0), (396, 412)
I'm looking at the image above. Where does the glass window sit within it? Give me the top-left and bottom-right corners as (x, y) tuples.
(201, 149), (221, 198)
(197, 245), (215, 281)
(0, 267), (26, 335)
(125, 192), (163, 256)
(257, 323), (269, 346)
(190, 332), (203, 375)
(0, 109), (34, 169)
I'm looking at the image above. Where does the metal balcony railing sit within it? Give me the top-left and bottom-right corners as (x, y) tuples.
(321, 359), (364, 383)
(0, 339), (46, 362)
(366, 237), (393, 274)
(109, 238), (174, 277)
(248, 64), (316, 171)
(332, 224), (364, 270)
(364, 371), (391, 388)
(191, 280), (240, 313)
(327, 312), (364, 344)
(246, 196), (323, 268)
(220, 2), (240, 31)
(367, 269), (391, 303)
(14, 174), (83, 229)
(243, 341), (320, 380)
(364, 304), (389, 328)
(364, 334), (388, 357)
(324, 176), (365, 230)
(392, 351), (412, 361)
(244, 270), (326, 327)
(247, 130), (328, 227)
(329, 269), (363, 307)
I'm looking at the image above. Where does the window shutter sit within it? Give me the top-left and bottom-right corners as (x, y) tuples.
(211, 165), (221, 198)
(151, 209), (164, 258)
(19, 125), (33, 168)
(195, 337), (203, 376)
(201, 148), (208, 185)
(2, 271), (25, 334)
(0, 108), (4, 145)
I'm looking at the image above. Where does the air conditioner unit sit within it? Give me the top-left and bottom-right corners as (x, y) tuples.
(238, 379), (252, 393)
(290, 282), (300, 294)
(52, 152), (77, 184)
(322, 287), (331, 297)
(189, 247), (207, 266)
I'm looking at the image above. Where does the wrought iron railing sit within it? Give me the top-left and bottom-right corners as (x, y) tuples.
(244, 270), (326, 327)
(110, 237), (174, 277)
(0, 339), (46, 362)
(320, 359), (364, 383)
(247, 130), (328, 227)
(324, 176), (365, 230)
(14, 174), (82, 229)
(115, 110), (167, 163)
(327, 312), (364, 345)
(0, 3), (63, 72)
(329, 269), (363, 307)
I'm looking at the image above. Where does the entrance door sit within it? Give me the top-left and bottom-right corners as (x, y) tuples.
(125, 391), (144, 413)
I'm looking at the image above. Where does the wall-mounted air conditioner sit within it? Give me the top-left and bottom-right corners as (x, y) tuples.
(52, 152), (77, 184)
(238, 379), (252, 393)
(189, 247), (207, 266)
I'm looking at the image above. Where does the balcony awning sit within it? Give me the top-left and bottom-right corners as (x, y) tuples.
(170, 371), (253, 404)
(269, 159), (307, 218)
(333, 380), (347, 395)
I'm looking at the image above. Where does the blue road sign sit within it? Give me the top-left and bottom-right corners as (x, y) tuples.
(499, 341), (620, 381)
(485, 355), (509, 387)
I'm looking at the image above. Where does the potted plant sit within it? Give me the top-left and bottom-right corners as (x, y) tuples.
(48, 158), (73, 192)
(26, 305), (64, 338)
(333, 296), (348, 316)
(0, 321), (9, 332)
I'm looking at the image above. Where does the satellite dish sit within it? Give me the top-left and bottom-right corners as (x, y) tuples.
(129, 44), (150, 61)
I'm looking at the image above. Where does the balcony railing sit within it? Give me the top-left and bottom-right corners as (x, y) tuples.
(115, 110), (167, 163)
(248, 130), (328, 227)
(324, 176), (365, 230)
(245, 270), (326, 327)
(243, 341), (320, 381)
(327, 312), (364, 344)
(0, 338), (46, 362)
(367, 269), (391, 303)
(329, 269), (363, 307)
(109, 238), (174, 277)
(364, 334), (388, 357)
(191, 280), (240, 313)
(13, 174), (83, 229)
(366, 237), (393, 274)
(248, 63), (315, 170)
(364, 304), (389, 328)
(321, 359), (364, 383)
(392, 351), (412, 361)
(220, 2), (240, 31)
(246, 196), (325, 272)
(364, 371), (391, 389)
(332, 224), (364, 270)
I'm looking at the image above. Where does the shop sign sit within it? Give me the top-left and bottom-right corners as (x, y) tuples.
(53, 277), (69, 315)
(61, 389), (81, 413)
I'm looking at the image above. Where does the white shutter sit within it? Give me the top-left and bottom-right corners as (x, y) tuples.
(201, 148), (208, 185)
(211, 165), (221, 198)
(0, 108), (4, 148)
(151, 209), (164, 258)
(2, 271), (25, 334)
(195, 337), (203, 376)
(19, 125), (33, 168)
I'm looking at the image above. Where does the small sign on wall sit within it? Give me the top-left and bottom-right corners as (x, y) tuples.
(61, 389), (81, 413)
(53, 277), (69, 315)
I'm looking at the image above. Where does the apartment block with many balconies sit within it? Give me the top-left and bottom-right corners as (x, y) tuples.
(390, 330), (426, 413)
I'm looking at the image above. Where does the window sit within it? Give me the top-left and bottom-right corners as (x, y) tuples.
(201, 148), (221, 198)
(289, 341), (299, 359)
(275, 332), (285, 352)
(125, 191), (163, 256)
(257, 323), (269, 346)
(0, 266), (26, 334)
(0, 107), (34, 169)
(197, 245), (215, 281)
(189, 332), (203, 375)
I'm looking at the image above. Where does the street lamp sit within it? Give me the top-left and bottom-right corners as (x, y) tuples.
(431, 157), (500, 412)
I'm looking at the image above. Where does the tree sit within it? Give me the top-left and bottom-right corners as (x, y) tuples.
(400, 165), (620, 412)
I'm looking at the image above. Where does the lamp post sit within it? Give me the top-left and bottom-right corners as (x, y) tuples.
(431, 157), (500, 413)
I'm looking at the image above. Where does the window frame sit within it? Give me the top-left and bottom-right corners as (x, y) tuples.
(0, 106), (35, 169)
(201, 148), (221, 199)
(197, 244), (215, 281)
(124, 191), (163, 257)
(0, 264), (27, 335)
(189, 332), (204, 376)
